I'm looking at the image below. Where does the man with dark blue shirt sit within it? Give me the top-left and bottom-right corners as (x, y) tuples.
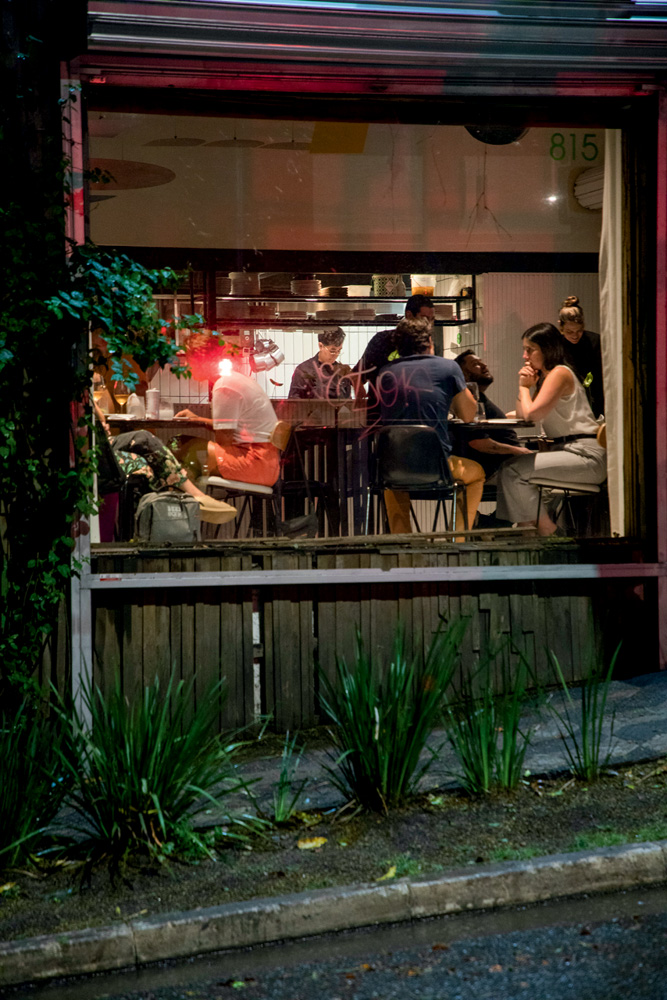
(377, 319), (485, 534)
(453, 351), (533, 477)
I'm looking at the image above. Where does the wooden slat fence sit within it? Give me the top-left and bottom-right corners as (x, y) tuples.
(87, 538), (651, 732)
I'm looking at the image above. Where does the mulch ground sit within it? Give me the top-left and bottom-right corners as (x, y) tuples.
(2, 757), (667, 943)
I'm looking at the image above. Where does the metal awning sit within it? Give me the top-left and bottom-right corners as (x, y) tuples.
(86, 1), (667, 79)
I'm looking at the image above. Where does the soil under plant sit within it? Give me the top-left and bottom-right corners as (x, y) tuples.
(2, 756), (667, 944)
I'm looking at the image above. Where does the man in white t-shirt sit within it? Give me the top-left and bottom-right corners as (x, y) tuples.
(176, 369), (280, 487)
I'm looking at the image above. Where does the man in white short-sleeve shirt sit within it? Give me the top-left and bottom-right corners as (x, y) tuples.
(177, 370), (280, 487)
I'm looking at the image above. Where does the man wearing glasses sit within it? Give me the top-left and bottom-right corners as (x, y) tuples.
(288, 327), (353, 400)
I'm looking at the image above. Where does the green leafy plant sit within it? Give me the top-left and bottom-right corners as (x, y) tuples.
(0, 700), (70, 868)
(57, 671), (264, 872)
(549, 645), (620, 782)
(271, 731), (309, 824)
(445, 643), (534, 795)
(0, 231), (196, 702)
(319, 618), (467, 812)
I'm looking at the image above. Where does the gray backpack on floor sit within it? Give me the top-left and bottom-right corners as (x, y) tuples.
(135, 491), (200, 545)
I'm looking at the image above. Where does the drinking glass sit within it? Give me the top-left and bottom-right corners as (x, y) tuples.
(113, 381), (130, 412)
(466, 382), (485, 423)
(92, 377), (106, 405)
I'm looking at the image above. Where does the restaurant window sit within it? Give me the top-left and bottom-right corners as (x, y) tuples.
(87, 110), (618, 545)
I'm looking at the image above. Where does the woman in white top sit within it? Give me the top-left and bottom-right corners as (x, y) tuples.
(496, 322), (606, 536)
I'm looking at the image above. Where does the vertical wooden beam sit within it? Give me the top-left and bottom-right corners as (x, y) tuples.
(655, 90), (667, 667)
(71, 529), (93, 728)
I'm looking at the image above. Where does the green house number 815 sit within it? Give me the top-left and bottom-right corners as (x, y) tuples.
(550, 133), (599, 162)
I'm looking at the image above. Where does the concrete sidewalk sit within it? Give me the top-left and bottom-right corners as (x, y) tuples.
(233, 670), (667, 817)
(1, 671), (666, 989)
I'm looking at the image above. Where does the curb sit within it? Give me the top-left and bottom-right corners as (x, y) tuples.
(2, 840), (667, 988)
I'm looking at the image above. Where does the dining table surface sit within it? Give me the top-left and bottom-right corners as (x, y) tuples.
(106, 415), (212, 429)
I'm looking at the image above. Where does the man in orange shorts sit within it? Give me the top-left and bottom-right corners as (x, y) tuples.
(177, 366), (280, 487)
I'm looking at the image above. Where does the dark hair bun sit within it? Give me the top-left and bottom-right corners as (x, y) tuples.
(562, 295), (579, 308)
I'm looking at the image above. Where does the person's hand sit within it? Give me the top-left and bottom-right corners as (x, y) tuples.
(518, 364), (538, 388)
(174, 408), (198, 419)
(514, 446), (533, 455)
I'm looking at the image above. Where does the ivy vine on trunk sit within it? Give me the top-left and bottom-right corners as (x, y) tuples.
(0, 220), (190, 698)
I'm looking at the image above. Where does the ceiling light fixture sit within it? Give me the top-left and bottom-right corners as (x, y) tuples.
(465, 126), (529, 145)
(205, 138), (265, 148)
(144, 137), (206, 147)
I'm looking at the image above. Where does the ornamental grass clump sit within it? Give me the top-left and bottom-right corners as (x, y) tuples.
(319, 619), (467, 812)
(445, 643), (534, 796)
(549, 644), (620, 782)
(0, 700), (70, 869)
(58, 671), (261, 870)
(271, 731), (309, 824)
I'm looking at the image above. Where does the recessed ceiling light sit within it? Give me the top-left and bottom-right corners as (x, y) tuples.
(546, 195), (559, 203)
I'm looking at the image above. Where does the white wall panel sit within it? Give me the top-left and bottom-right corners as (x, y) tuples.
(474, 273), (600, 413)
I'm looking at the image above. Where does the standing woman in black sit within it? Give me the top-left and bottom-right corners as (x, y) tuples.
(558, 295), (605, 418)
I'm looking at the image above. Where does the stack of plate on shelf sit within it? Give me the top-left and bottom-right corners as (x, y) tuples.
(320, 286), (347, 297)
(278, 302), (309, 321)
(290, 277), (321, 296)
(216, 276), (232, 295)
(217, 301), (249, 319)
(323, 310), (353, 323)
(434, 303), (455, 320)
(354, 308), (377, 320)
(249, 304), (277, 319)
(230, 272), (261, 296)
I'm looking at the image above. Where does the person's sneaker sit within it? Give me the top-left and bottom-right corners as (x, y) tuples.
(196, 494), (237, 524)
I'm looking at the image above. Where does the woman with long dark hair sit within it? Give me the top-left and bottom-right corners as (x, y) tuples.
(496, 323), (606, 536)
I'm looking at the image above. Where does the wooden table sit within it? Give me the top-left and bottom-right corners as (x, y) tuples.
(106, 416), (212, 430)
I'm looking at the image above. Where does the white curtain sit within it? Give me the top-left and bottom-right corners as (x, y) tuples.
(599, 130), (624, 535)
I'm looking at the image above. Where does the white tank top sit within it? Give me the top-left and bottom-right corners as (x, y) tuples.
(540, 365), (599, 439)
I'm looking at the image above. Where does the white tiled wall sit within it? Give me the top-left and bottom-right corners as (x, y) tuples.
(254, 326), (371, 398)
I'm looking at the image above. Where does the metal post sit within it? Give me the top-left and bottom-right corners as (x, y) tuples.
(655, 90), (667, 667)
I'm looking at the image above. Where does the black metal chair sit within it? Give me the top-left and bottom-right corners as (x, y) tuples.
(531, 477), (609, 536)
(365, 424), (468, 534)
(529, 424), (609, 536)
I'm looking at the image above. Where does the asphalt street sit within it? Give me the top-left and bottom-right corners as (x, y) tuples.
(13, 886), (667, 1000)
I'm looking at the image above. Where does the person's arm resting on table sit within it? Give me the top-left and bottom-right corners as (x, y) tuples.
(468, 437), (532, 457)
(450, 387), (477, 424)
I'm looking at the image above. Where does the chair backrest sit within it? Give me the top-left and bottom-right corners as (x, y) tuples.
(271, 419), (292, 452)
(376, 424), (452, 489)
(596, 422), (607, 449)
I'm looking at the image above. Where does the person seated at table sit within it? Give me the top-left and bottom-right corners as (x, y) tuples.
(453, 350), (534, 527)
(353, 295), (435, 423)
(496, 322), (606, 536)
(93, 400), (236, 524)
(377, 318), (485, 535)
(176, 353), (281, 488)
(558, 295), (605, 418)
(288, 327), (353, 400)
